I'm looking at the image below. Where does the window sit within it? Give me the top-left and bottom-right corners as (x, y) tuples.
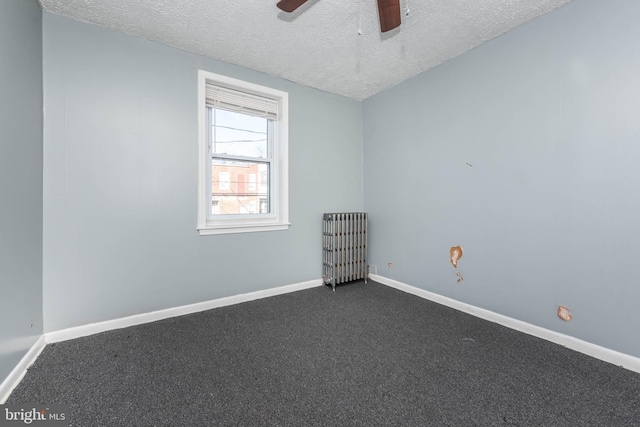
(197, 71), (289, 235)
(212, 200), (220, 215)
(218, 172), (230, 190)
(259, 198), (268, 214)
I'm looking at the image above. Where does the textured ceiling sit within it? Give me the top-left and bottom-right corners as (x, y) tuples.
(38, 0), (572, 100)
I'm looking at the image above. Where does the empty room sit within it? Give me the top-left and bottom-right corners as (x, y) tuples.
(2, 0), (640, 425)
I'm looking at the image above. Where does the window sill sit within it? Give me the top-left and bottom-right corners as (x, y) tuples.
(197, 222), (290, 236)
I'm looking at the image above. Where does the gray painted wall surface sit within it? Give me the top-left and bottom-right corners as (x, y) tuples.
(42, 13), (363, 332)
(363, 0), (640, 357)
(0, 0), (44, 384)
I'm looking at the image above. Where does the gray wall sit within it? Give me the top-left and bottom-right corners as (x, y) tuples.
(363, 0), (640, 358)
(0, 0), (44, 383)
(42, 13), (363, 332)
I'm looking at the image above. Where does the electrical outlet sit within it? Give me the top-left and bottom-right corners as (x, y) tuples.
(368, 264), (377, 275)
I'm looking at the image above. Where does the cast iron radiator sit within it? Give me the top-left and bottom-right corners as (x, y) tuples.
(322, 212), (368, 290)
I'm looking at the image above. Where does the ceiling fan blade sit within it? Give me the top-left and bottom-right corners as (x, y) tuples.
(277, 0), (308, 13)
(377, 0), (401, 32)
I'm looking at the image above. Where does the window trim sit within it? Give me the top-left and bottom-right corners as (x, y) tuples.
(197, 70), (289, 235)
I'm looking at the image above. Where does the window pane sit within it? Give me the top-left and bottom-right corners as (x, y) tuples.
(211, 108), (268, 159)
(211, 159), (269, 215)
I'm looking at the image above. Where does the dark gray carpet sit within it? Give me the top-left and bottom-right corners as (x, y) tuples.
(8, 281), (640, 426)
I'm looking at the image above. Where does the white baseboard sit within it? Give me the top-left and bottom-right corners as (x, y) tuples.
(0, 336), (46, 404)
(46, 279), (323, 344)
(370, 274), (640, 374)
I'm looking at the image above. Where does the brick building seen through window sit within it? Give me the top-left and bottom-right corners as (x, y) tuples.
(212, 163), (268, 214)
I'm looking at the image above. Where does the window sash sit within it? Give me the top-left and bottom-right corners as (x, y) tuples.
(208, 106), (273, 162)
(207, 106), (275, 219)
(209, 158), (272, 219)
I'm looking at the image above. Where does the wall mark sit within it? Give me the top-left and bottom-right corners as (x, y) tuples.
(450, 246), (464, 283)
(557, 305), (573, 321)
(450, 246), (463, 268)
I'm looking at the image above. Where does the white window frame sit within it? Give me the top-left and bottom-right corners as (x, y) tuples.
(197, 70), (289, 235)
